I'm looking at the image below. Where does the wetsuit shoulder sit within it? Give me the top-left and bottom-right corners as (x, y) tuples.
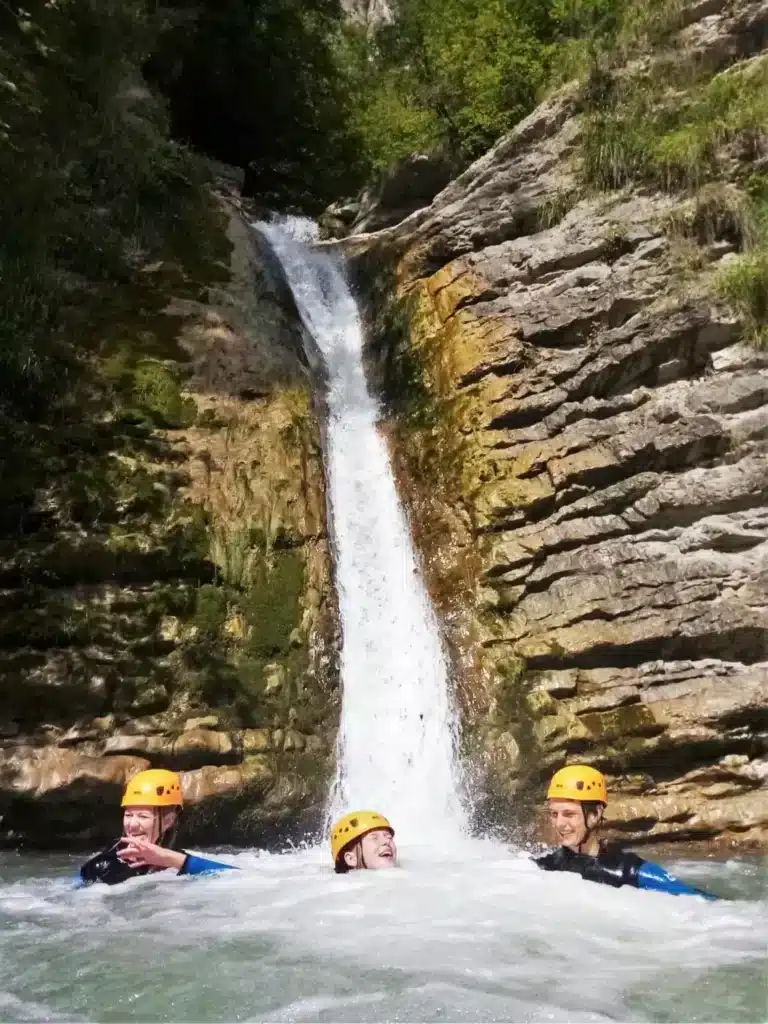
(533, 846), (568, 871)
(533, 842), (716, 897)
(595, 843), (645, 886)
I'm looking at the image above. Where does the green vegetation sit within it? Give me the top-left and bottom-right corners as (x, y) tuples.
(716, 249), (768, 347)
(340, 0), (556, 168)
(338, 0), (707, 172)
(0, 0), (209, 428)
(564, 3), (768, 350)
(713, 174), (768, 347)
(184, 546), (307, 726)
(581, 57), (768, 192)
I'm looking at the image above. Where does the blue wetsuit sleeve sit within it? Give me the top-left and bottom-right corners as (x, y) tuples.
(636, 860), (717, 899)
(178, 853), (237, 877)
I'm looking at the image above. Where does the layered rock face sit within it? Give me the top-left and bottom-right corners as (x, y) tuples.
(0, 204), (339, 847)
(354, 0), (768, 846)
(321, 154), (456, 239)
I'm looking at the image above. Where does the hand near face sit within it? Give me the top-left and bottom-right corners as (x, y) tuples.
(118, 838), (185, 871)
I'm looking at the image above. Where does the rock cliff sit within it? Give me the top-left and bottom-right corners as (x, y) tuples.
(0, 201), (339, 848)
(351, 0), (768, 847)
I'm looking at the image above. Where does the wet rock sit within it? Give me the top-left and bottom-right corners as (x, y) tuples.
(264, 664), (286, 695)
(172, 729), (236, 769)
(104, 733), (171, 757)
(282, 730), (305, 752)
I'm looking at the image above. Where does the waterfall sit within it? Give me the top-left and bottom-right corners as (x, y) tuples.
(256, 217), (466, 843)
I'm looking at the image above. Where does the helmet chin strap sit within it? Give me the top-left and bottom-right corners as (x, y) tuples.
(156, 808), (179, 849)
(577, 805), (602, 854)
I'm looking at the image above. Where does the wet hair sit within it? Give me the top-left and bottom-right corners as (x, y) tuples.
(582, 800), (606, 814)
(581, 801), (606, 826)
(334, 838), (361, 873)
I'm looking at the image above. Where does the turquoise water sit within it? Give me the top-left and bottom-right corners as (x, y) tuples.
(0, 843), (765, 1022)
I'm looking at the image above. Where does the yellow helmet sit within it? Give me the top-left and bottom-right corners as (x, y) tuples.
(121, 769), (183, 808)
(330, 810), (393, 862)
(547, 765), (607, 804)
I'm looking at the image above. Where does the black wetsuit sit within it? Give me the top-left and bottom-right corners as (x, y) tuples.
(535, 843), (645, 887)
(534, 843), (715, 898)
(79, 841), (159, 886)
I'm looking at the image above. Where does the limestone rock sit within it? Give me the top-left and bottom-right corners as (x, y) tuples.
(321, 153), (456, 240)
(356, 0), (768, 847)
(340, 0), (394, 28)
(172, 729), (235, 768)
(184, 716), (219, 732)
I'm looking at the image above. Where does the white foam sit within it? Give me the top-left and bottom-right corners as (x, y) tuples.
(0, 847), (765, 1022)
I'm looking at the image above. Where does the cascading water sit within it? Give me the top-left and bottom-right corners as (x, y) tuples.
(256, 216), (465, 842)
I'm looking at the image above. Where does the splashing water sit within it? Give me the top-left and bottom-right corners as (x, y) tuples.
(0, 850), (766, 1022)
(256, 217), (466, 841)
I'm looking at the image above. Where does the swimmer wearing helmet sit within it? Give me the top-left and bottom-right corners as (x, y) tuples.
(77, 769), (235, 886)
(534, 765), (717, 898)
(330, 811), (398, 872)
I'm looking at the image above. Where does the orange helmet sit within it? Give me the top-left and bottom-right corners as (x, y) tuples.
(330, 810), (393, 862)
(121, 769), (183, 808)
(547, 765), (607, 804)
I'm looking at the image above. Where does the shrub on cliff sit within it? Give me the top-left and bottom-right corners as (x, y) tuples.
(342, 0), (555, 168)
(0, 0), (209, 426)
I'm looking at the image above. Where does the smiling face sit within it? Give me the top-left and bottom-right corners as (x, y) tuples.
(548, 799), (602, 852)
(123, 806), (160, 843)
(343, 827), (397, 870)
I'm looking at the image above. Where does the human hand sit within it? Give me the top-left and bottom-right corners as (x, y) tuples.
(117, 838), (185, 870)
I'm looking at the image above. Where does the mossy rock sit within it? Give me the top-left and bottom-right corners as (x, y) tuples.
(240, 550), (306, 660)
(129, 360), (197, 429)
(194, 584), (229, 638)
(579, 703), (663, 744)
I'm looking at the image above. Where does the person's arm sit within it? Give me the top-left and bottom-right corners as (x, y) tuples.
(635, 860), (718, 899)
(534, 846), (626, 885)
(178, 852), (238, 877)
(118, 839), (186, 871)
(119, 837), (237, 877)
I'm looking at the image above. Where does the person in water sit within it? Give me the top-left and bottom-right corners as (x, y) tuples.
(534, 765), (716, 898)
(331, 810), (397, 873)
(77, 769), (235, 886)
